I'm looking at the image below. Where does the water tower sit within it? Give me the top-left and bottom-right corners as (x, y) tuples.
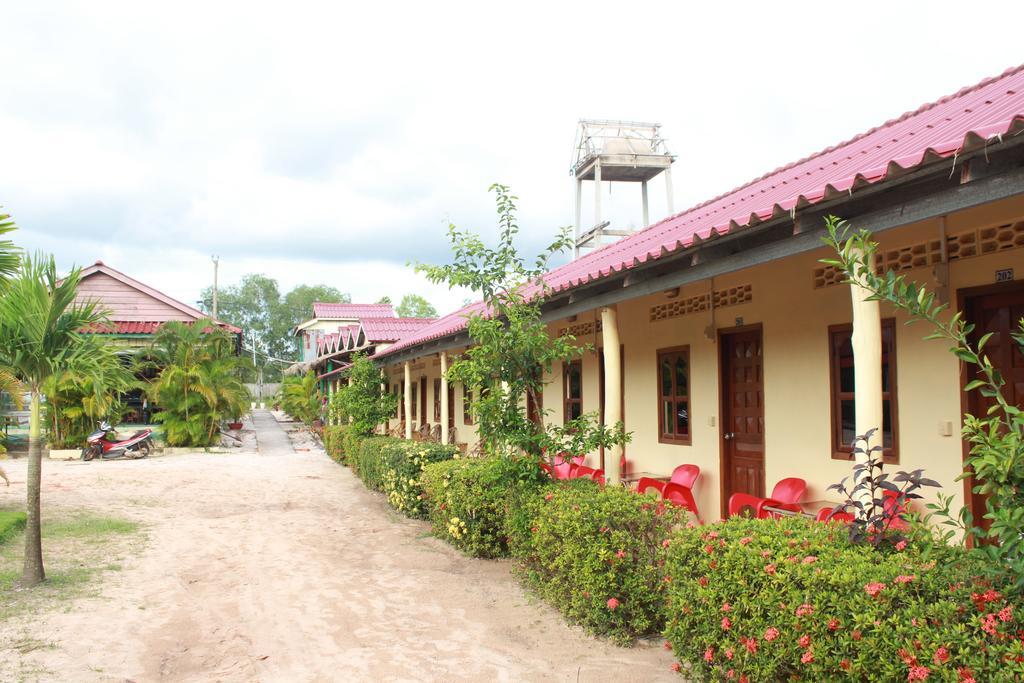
(570, 119), (676, 257)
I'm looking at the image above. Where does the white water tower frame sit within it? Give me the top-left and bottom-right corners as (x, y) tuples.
(571, 119), (676, 257)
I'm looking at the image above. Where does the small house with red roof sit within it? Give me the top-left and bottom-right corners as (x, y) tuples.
(371, 64), (1024, 523)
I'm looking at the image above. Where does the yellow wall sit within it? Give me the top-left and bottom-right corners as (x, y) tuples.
(384, 195), (1024, 522)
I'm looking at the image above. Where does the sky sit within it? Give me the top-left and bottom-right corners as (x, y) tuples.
(2, 0), (1022, 318)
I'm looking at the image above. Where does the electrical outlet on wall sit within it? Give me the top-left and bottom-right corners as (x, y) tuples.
(708, 416), (716, 427)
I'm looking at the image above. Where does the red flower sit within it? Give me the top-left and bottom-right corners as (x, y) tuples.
(908, 665), (931, 681)
(898, 648), (917, 666)
(998, 605), (1014, 622)
(895, 574), (916, 585)
(764, 626), (780, 642)
(606, 598), (620, 610)
(725, 648), (734, 660)
(704, 647), (714, 662)
(840, 659), (851, 671)
(663, 641), (672, 650)
(981, 613), (998, 635)
(615, 549), (626, 559)
(739, 536), (753, 546)
(795, 603), (814, 617)
(530, 526), (538, 533)
(544, 493), (554, 501)
(721, 616), (732, 630)
(721, 603), (732, 612)
(802, 555), (817, 564)
(742, 637), (757, 654)
(726, 670), (735, 680)
(828, 618), (840, 632)
(706, 531), (720, 540)
(798, 634), (811, 648)
(801, 650), (814, 664)
(670, 663), (681, 673)
(698, 576), (709, 586)
(852, 630), (862, 641)
(764, 564), (777, 575)
(739, 676), (749, 683)
(760, 550), (771, 558)
(703, 544), (715, 555)
(864, 582), (887, 598)
(662, 539), (671, 548)
(933, 647), (949, 665)
(895, 539), (907, 551)
(957, 667), (976, 683)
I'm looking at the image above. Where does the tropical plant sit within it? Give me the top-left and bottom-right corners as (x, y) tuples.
(42, 337), (137, 448)
(328, 353), (397, 435)
(416, 184), (628, 464)
(824, 216), (1024, 589)
(142, 321), (249, 447)
(395, 293), (438, 318)
(0, 253), (107, 586)
(278, 371), (322, 426)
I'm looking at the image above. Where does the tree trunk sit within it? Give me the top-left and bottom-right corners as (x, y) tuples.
(21, 389), (45, 586)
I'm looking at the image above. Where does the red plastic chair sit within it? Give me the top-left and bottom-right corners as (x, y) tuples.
(635, 477), (666, 497)
(539, 462), (553, 476)
(553, 461), (573, 480)
(669, 464), (700, 489)
(815, 507), (855, 524)
(554, 453), (585, 467)
(662, 483), (700, 521)
(590, 468), (606, 486)
(572, 465), (595, 479)
(728, 478), (807, 519)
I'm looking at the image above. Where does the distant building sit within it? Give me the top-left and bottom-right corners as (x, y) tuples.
(292, 303), (396, 363)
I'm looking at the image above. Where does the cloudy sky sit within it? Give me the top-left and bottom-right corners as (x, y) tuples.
(2, 1), (1021, 316)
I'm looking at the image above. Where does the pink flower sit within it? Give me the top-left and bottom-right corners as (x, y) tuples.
(798, 634), (811, 648)
(721, 603), (732, 612)
(670, 662), (681, 673)
(895, 575), (916, 584)
(864, 582), (887, 598)
(764, 564), (777, 575)
(933, 647), (949, 665)
(742, 637), (757, 654)
(739, 536), (753, 546)
(957, 667), (976, 683)
(726, 670), (735, 680)
(724, 648), (734, 660)
(706, 531), (719, 540)
(663, 640), (672, 650)
(544, 493), (554, 501)
(908, 665), (931, 681)
(686, 520), (696, 529)
(606, 598), (620, 610)
(840, 659), (851, 671)
(981, 613), (998, 635)
(801, 650), (814, 664)
(703, 647), (714, 662)
(616, 549), (626, 559)
(998, 605), (1014, 622)
(760, 550), (771, 558)
(895, 540), (908, 551)
(802, 555), (817, 564)
(795, 603), (814, 617)
(662, 539), (671, 548)
(703, 544), (715, 555)
(721, 616), (732, 630)
(763, 626), (779, 642)
(828, 618), (840, 632)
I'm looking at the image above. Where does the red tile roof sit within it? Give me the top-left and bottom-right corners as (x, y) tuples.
(376, 64), (1024, 360)
(86, 321), (236, 335)
(360, 317), (436, 343)
(312, 302), (395, 318)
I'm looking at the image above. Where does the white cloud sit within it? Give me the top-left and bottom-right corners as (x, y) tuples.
(2, 0), (1021, 320)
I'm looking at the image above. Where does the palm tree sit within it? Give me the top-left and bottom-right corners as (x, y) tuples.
(0, 253), (106, 586)
(0, 208), (18, 282)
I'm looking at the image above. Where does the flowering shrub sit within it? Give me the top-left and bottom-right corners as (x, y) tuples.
(322, 425), (348, 463)
(507, 480), (689, 644)
(421, 456), (545, 558)
(663, 516), (1024, 681)
(356, 439), (458, 518)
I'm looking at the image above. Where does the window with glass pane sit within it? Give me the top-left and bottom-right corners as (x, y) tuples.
(563, 360), (582, 423)
(657, 347), (691, 444)
(829, 320), (899, 462)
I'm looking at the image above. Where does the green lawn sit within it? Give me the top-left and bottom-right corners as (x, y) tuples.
(0, 511), (27, 546)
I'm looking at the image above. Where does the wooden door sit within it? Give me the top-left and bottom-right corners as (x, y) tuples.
(419, 377), (428, 425)
(720, 327), (765, 515)
(447, 383), (456, 430)
(962, 283), (1024, 531)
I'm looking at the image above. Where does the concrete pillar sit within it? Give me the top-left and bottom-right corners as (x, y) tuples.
(440, 352), (450, 445)
(600, 306), (622, 486)
(593, 159), (602, 228)
(850, 249), (883, 505)
(404, 362), (413, 440)
(641, 180), (649, 227)
(664, 167), (674, 215)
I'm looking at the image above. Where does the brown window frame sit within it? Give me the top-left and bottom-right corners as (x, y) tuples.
(410, 380), (418, 424)
(419, 376), (427, 425)
(657, 346), (692, 445)
(563, 359), (583, 424)
(828, 319), (899, 463)
(433, 378), (442, 423)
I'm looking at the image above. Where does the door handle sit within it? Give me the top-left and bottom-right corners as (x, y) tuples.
(723, 432), (735, 440)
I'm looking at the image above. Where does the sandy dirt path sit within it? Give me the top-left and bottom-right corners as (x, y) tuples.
(0, 412), (675, 682)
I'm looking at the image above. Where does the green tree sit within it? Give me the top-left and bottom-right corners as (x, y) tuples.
(375, 295), (392, 305)
(824, 217), (1024, 588)
(278, 371), (322, 426)
(0, 253), (106, 585)
(143, 321), (249, 446)
(329, 353), (397, 435)
(395, 294), (437, 318)
(0, 208), (18, 282)
(417, 184), (627, 464)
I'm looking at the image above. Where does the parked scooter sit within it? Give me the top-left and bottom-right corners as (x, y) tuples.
(81, 421), (154, 461)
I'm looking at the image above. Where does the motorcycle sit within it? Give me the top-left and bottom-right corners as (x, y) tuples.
(81, 421), (154, 461)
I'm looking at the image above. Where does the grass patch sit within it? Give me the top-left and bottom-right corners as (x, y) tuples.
(0, 509), (143, 622)
(0, 511), (27, 546)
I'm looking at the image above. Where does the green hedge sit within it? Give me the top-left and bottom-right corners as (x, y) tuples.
(663, 516), (1024, 681)
(322, 425), (348, 462)
(421, 456), (545, 558)
(507, 479), (691, 644)
(354, 437), (458, 518)
(0, 510), (27, 545)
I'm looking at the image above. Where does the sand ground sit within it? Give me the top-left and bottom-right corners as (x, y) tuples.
(0, 411), (675, 682)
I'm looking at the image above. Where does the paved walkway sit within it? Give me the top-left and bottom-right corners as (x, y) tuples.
(251, 409), (294, 456)
(0, 424), (675, 681)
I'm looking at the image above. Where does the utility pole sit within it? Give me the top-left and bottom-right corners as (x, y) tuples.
(211, 255), (220, 319)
